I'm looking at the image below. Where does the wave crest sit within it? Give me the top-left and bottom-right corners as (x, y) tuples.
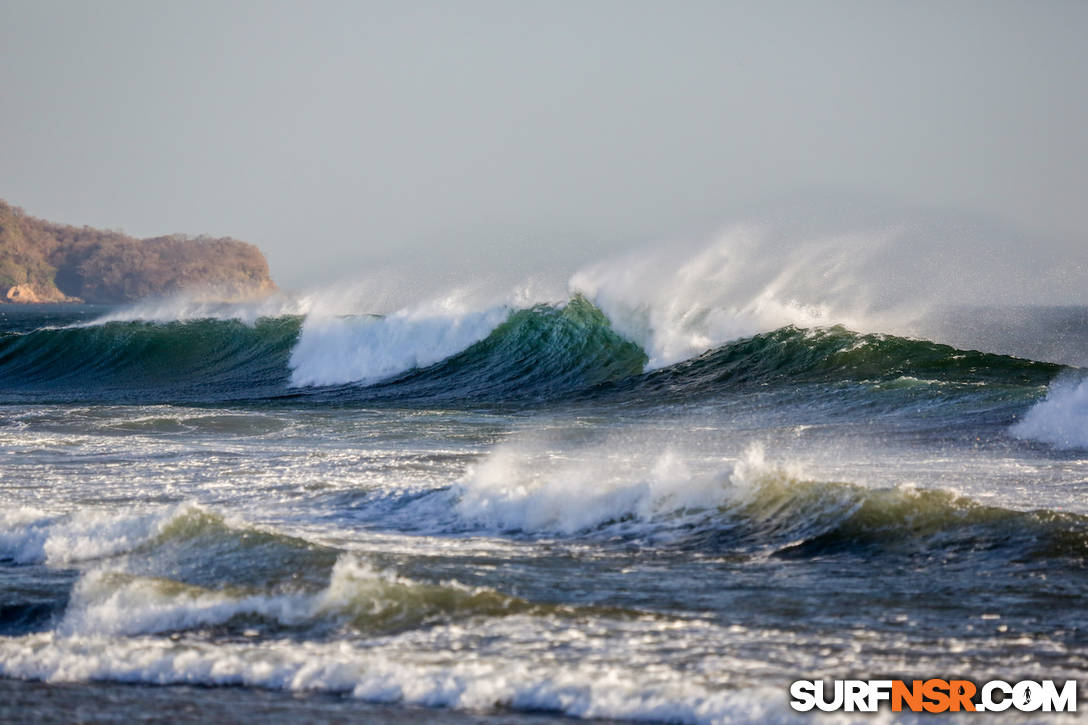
(0, 504), (203, 566)
(59, 554), (542, 637)
(288, 302), (510, 387)
(449, 442), (1088, 561)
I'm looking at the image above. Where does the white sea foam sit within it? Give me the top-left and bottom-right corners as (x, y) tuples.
(1010, 377), (1088, 450)
(452, 441), (794, 535)
(281, 276), (580, 388)
(0, 626), (819, 724)
(59, 570), (304, 637)
(0, 615), (970, 724)
(0, 502), (201, 566)
(287, 297), (511, 387)
(57, 554), (497, 637)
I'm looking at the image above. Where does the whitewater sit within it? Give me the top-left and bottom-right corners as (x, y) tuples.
(1, 230), (1087, 724)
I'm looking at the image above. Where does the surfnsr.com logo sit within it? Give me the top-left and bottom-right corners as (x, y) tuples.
(790, 679), (1077, 713)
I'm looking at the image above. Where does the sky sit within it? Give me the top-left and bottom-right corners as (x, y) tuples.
(1, 0), (1086, 292)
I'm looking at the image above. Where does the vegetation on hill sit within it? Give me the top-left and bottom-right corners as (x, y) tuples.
(0, 199), (276, 303)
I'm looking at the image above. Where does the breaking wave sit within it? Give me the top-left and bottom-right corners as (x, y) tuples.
(0, 502), (617, 639)
(0, 294), (1062, 407)
(0, 316), (298, 402)
(1010, 375), (1088, 450)
(57, 554), (549, 638)
(2, 455), (1084, 723)
(443, 443), (1088, 562)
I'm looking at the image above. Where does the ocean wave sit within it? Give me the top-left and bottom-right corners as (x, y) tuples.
(0, 294), (1061, 407)
(287, 303), (510, 387)
(348, 295), (648, 399)
(0, 316), (298, 402)
(58, 553), (547, 637)
(3, 220), (1074, 408)
(0, 504), (198, 566)
(0, 295), (649, 402)
(1010, 376), (1088, 450)
(9, 456), (1084, 574)
(638, 325), (1057, 390)
(0, 504), (617, 638)
(438, 443), (1088, 562)
(0, 503), (326, 571)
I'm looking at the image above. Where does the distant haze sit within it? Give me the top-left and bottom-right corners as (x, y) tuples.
(1, 1), (1085, 294)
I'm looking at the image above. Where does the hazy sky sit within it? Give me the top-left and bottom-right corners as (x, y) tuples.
(1, 0), (1085, 289)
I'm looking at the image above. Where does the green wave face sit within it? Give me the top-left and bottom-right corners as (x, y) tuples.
(709, 472), (1088, 563)
(371, 295), (649, 400)
(630, 325), (1061, 392)
(0, 298), (1067, 405)
(0, 316), (301, 403)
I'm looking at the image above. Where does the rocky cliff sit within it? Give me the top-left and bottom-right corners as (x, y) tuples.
(0, 200), (277, 304)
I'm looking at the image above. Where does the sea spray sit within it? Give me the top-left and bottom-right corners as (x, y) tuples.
(1010, 375), (1088, 449)
(288, 303), (511, 387)
(452, 443), (781, 535)
(568, 225), (904, 368)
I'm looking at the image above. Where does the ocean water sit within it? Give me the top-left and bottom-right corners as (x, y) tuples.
(0, 285), (1086, 723)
